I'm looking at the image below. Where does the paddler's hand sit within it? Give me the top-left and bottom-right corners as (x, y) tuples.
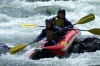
(59, 28), (63, 33)
(34, 39), (38, 42)
(64, 27), (68, 31)
(65, 27), (68, 29)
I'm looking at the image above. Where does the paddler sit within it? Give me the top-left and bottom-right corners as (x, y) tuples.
(34, 18), (65, 47)
(51, 9), (73, 28)
(0, 44), (10, 54)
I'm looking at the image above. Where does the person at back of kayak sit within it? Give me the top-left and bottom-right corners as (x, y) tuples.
(51, 9), (73, 29)
(34, 18), (65, 47)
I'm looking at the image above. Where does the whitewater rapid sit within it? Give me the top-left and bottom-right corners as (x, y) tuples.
(0, 0), (100, 66)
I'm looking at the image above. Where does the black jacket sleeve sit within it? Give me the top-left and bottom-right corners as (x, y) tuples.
(64, 18), (73, 28)
(35, 29), (46, 41)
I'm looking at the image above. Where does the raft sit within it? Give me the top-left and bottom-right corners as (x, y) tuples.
(29, 27), (81, 60)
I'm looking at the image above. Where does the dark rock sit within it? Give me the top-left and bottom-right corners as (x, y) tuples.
(69, 35), (100, 53)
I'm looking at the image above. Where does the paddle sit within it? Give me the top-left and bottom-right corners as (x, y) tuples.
(21, 13), (95, 28)
(74, 13), (95, 25)
(9, 13), (95, 54)
(9, 28), (100, 54)
(68, 28), (100, 35)
(22, 24), (45, 28)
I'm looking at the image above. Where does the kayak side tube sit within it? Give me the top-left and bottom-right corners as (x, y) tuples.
(29, 48), (57, 60)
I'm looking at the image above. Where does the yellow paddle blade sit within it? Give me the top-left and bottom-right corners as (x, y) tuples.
(9, 44), (28, 54)
(76, 13), (95, 24)
(22, 23), (38, 28)
(88, 28), (100, 35)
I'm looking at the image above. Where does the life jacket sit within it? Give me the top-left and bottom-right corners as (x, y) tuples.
(46, 29), (60, 41)
(54, 18), (65, 28)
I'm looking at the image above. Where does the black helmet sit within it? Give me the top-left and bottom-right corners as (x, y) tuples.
(58, 9), (66, 15)
(45, 18), (53, 25)
(45, 18), (54, 29)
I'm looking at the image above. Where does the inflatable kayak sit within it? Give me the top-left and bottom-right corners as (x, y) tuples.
(29, 27), (81, 60)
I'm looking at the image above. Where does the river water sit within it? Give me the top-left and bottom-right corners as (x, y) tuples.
(0, 0), (100, 66)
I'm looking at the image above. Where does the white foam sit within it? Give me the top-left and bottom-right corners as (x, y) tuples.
(0, 0), (100, 66)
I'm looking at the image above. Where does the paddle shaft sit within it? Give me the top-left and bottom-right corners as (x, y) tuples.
(37, 26), (45, 27)
(28, 26), (82, 45)
(28, 27), (100, 45)
(27, 28), (65, 45)
(28, 42), (35, 45)
(67, 28), (88, 31)
(22, 13), (95, 28)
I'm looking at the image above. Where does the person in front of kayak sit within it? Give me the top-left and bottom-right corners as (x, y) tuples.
(51, 9), (73, 29)
(0, 43), (10, 54)
(34, 18), (65, 47)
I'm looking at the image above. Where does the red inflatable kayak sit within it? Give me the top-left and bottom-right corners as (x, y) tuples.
(29, 27), (81, 60)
